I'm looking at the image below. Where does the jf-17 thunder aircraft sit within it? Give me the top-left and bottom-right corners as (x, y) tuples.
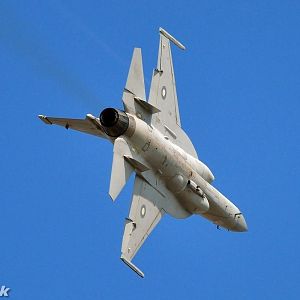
(39, 28), (247, 278)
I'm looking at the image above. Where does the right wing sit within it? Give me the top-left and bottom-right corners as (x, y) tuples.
(121, 175), (165, 277)
(148, 28), (182, 128)
(148, 28), (198, 158)
(38, 114), (107, 138)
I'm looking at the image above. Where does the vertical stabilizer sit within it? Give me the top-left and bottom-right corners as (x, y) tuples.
(109, 138), (134, 201)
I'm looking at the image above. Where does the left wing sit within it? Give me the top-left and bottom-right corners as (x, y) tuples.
(38, 114), (107, 138)
(121, 175), (165, 278)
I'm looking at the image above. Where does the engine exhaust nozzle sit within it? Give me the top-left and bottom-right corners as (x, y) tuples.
(99, 108), (129, 137)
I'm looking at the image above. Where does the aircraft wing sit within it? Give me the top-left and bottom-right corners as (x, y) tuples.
(38, 114), (107, 138)
(148, 28), (184, 129)
(121, 174), (165, 277)
(148, 28), (198, 158)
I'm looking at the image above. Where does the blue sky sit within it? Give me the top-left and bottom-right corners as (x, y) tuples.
(1, 1), (300, 299)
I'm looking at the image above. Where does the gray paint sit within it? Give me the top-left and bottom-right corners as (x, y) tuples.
(39, 28), (247, 278)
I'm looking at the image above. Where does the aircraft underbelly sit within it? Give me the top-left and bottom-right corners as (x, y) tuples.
(126, 120), (232, 223)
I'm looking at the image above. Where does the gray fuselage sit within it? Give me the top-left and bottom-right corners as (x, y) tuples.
(121, 113), (247, 232)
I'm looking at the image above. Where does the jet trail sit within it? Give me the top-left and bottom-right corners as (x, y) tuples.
(0, 3), (100, 107)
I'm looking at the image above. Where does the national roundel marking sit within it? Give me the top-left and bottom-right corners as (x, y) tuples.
(140, 205), (146, 218)
(161, 86), (167, 100)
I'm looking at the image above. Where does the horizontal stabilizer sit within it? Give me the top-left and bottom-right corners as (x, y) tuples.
(123, 48), (146, 115)
(125, 48), (146, 100)
(39, 115), (52, 124)
(38, 114), (106, 138)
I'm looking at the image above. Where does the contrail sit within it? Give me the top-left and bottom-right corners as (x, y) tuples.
(54, 0), (128, 67)
(0, 3), (101, 108)
(53, 0), (151, 85)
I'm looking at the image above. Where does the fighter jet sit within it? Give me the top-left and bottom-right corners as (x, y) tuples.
(39, 28), (247, 278)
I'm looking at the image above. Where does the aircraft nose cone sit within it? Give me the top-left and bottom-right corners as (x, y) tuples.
(235, 214), (248, 232)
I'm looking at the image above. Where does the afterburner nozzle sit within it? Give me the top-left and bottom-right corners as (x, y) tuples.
(99, 108), (129, 137)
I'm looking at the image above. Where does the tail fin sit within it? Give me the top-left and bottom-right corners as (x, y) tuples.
(109, 138), (134, 201)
